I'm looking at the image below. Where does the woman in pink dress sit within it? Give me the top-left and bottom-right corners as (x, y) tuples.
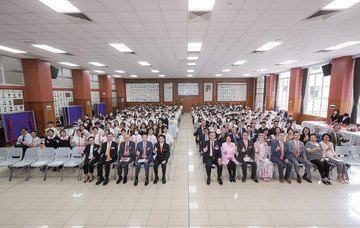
(254, 133), (273, 181)
(221, 135), (240, 182)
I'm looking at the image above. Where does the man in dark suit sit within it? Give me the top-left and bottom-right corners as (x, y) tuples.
(134, 134), (154, 186)
(194, 120), (206, 144)
(257, 121), (267, 134)
(330, 125), (350, 148)
(237, 131), (258, 183)
(217, 126), (228, 144)
(228, 127), (241, 144)
(96, 133), (118, 186)
(153, 134), (170, 184)
(270, 133), (293, 183)
(116, 134), (136, 184)
(199, 128), (210, 153)
(202, 131), (223, 185)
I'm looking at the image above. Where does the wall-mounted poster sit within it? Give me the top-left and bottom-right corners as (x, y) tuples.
(204, 83), (213, 101)
(178, 83), (199, 96)
(0, 89), (24, 114)
(217, 83), (247, 101)
(126, 83), (160, 102)
(164, 83), (173, 102)
(53, 90), (73, 117)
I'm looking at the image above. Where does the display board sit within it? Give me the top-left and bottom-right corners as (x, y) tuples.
(164, 83), (173, 102)
(94, 103), (106, 116)
(63, 105), (82, 127)
(53, 90), (73, 117)
(0, 89), (24, 114)
(1, 111), (37, 143)
(204, 83), (213, 101)
(178, 83), (199, 96)
(217, 83), (247, 101)
(126, 83), (159, 102)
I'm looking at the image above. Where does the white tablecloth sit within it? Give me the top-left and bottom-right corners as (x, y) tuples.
(301, 121), (360, 146)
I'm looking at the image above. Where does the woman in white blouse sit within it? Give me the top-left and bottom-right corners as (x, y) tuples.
(72, 129), (86, 153)
(27, 131), (41, 148)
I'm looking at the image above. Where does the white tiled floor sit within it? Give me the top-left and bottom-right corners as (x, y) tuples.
(1, 114), (360, 227)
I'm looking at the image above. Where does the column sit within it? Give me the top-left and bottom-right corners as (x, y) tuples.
(265, 73), (276, 110)
(328, 56), (354, 120)
(246, 78), (255, 108)
(115, 78), (125, 109)
(22, 59), (55, 136)
(72, 69), (92, 118)
(288, 67), (303, 120)
(98, 75), (113, 113)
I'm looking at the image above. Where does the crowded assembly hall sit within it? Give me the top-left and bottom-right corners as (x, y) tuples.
(1, 0), (360, 227)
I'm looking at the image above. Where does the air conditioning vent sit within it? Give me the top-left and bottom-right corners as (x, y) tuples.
(188, 11), (212, 21)
(63, 13), (93, 23)
(305, 10), (339, 21)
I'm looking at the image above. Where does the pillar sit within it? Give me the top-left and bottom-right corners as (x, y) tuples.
(327, 56), (354, 120)
(115, 78), (125, 110)
(98, 75), (113, 113)
(22, 59), (55, 136)
(72, 69), (92, 118)
(265, 73), (276, 110)
(246, 78), (255, 109)
(288, 67), (303, 120)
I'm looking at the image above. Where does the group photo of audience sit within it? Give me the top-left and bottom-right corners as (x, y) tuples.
(192, 104), (352, 186)
(12, 105), (182, 186)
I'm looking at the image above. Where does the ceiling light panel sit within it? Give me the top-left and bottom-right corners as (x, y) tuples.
(0, 45), (26, 54)
(88, 62), (106, 67)
(188, 0), (216, 11)
(323, 0), (360, 10)
(130, 75), (138, 78)
(187, 62), (197, 66)
(324, 41), (360, 51)
(187, 56), (199, 60)
(222, 69), (231, 72)
(278, 60), (298, 65)
(32, 44), (66, 53)
(188, 43), (202, 52)
(151, 70), (160, 73)
(256, 42), (283, 52)
(232, 60), (247, 65)
(59, 62), (78, 67)
(187, 69), (194, 73)
(38, 0), (81, 13)
(109, 43), (133, 53)
(115, 70), (126, 73)
(138, 61), (151, 66)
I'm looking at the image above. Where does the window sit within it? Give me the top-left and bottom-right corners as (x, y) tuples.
(276, 71), (290, 111)
(304, 66), (330, 117)
(255, 76), (265, 110)
(52, 67), (73, 88)
(0, 56), (24, 85)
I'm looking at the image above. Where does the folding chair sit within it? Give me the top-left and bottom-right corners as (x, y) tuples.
(11, 148), (40, 181)
(45, 147), (71, 181)
(336, 145), (360, 166)
(349, 145), (360, 162)
(62, 148), (85, 181)
(30, 147), (55, 181)
(0, 148), (8, 163)
(0, 147), (23, 181)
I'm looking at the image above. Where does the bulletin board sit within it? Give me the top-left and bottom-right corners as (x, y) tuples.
(1, 111), (37, 143)
(126, 83), (159, 102)
(178, 83), (199, 96)
(0, 89), (24, 114)
(204, 83), (213, 101)
(217, 83), (247, 101)
(53, 90), (73, 117)
(63, 105), (82, 127)
(164, 83), (173, 102)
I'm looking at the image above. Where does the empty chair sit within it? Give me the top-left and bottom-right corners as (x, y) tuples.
(0, 147), (23, 167)
(350, 145), (360, 162)
(44, 147), (71, 180)
(0, 148), (8, 162)
(62, 148), (85, 181)
(11, 148), (40, 181)
(30, 147), (56, 180)
(335, 145), (360, 166)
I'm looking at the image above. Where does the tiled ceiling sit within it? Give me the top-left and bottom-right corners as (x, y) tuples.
(0, 0), (360, 78)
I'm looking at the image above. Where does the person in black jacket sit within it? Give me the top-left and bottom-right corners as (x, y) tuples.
(194, 120), (206, 144)
(45, 129), (60, 149)
(202, 131), (223, 185)
(330, 109), (340, 124)
(96, 133), (118, 186)
(237, 131), (258, 183)
(59, 129), (72, 148)
(339, 113), (350, 126)
(82, 136), (100, 183)
(116, 134), (136, 184)
(153, 134), (171, 184)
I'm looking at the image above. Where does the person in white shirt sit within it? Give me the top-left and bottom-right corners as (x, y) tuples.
(45, 121), (58, 136)
(118, 129), (127, 144)
(27, 131), (41, 148)
(131, 130), (142, 146)
(91, 127), (103, 146)
(163, 126), (174, 147)
(147, 128), (158, 146)
(81, 136), (100, 183)
(15, 128), (32, 158)
(72, 129), (86, 153)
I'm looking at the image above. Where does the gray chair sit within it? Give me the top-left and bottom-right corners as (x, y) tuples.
(11, 148), (40, 181)
(0, 147), (23, 167)
(45, 147), (71, 181)
(30, 147), (56, 180)
(336, 145), (360, 166)
(349, 145), (360, 162)
(62, 148), (85, 181)
(0, 148), (8, 162)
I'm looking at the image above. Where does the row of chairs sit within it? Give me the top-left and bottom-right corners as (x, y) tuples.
(0, 147), (83, 181)
(335, 145), (360, 166)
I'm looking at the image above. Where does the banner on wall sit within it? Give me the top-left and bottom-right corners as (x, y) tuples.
(164, 83), (173, 102)
(204, 83), (213, 101)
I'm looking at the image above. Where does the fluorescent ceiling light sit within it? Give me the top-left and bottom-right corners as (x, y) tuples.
(115, 70), (125, 73)
(324, 41), (360, 51)
(232, 60), (247, 66)
(187, 56), (199, 60)
(188, 43), (202, 52)
(187, 69), (194, 73)
(243, 74), (251, 76)
(256, 42), (282, 52)
(130, 75), (138, 78)
(187, 62), (197, 66)
(215, 74), (222, 77)
(88, 62), (106, 67)
(222, 69), (231, 72)
(59, 62), (78, 67)
(187, 74), (193, 77)
(323, 0), (360, 10)
(0, 45), (26, 54)
(38, 0), (81, 13)
(279, 60), (298, 65)
(256, 69), (268, 72)
(188, 0), (216, 11)
(93, 70), (106, 74)
(109, 43), (133, 53)
(158, 74), (165, 77)
(112, 75), (122, 78)
(151, 70), (159, 73)
(32, 44), (66, 53)
(138, 61), (151, 66)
